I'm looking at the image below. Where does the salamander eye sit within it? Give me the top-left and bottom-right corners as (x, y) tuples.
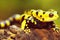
(36, 11), (38, 15)
(49, 13), (54, 17)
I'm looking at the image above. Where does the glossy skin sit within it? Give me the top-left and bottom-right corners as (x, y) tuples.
(29, 9), (59, 22)
(0, 9), (59, 30)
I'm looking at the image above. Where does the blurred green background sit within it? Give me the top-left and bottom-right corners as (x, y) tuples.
(0, 0), (60, 27)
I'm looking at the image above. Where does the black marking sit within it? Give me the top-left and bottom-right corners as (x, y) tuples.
(22, 15), (25, 21)
(40, 15), (42, 17)
(36, 11), (38, 15)
(42, 18), (44, 20)
(23, 15), (25, 18)
(43, 12), (45, 14)
(28, 16), (30, 18)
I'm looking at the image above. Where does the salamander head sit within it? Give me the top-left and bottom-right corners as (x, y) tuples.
(27, 9), (59, 22)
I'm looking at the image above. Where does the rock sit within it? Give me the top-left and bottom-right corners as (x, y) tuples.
(0, 25), (60, 40)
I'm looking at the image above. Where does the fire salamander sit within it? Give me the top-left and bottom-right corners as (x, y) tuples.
(0, 9), (59, 31)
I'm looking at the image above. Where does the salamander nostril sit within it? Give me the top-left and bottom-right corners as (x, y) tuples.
(49, 13), (54, 17)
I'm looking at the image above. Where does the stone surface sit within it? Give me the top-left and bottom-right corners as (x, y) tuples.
(0, 26), (60, 40)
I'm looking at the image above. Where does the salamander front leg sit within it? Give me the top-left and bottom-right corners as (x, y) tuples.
(20, 20), (31, 34)
(20, 20), (27, 30)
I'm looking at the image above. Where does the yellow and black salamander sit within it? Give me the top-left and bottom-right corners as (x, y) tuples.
(0, 9), (59, 30)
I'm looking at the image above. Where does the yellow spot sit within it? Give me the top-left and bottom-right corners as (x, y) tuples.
(9, 17), (13, 21)
(21, 20), (26, 30)
(34, 21), (37, 24)
(27, 27), (29, 28)
(27, 21), (29, 23)
(31, 19), (34, 23)
(5, 20), (10, 26)
(26, 24), (28, 26)
(15, 14), (20, 20)
(53, 24), (55, 26)
(0, 22), (5, 28)
(28, 29), (31, 32)
(24, 29), (31, 34)
(52, 28), (55, 31)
